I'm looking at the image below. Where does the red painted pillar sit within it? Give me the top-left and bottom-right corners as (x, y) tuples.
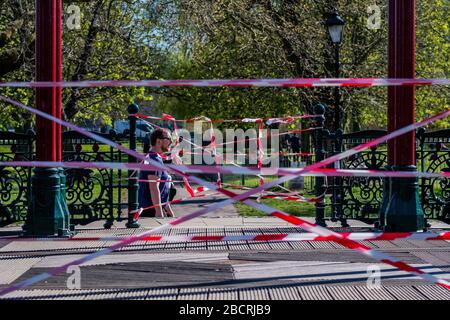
(387, 0), (397, 166)
(384, 0), (424, 232)
(56, 0), (63, 160)
(25, 0), (71, 236)
(388, 0), (416, 165)
(35, 0), (59, 161)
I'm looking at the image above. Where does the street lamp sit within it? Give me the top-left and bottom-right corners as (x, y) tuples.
(325, 11), (345, 131)
(326, 12), (345, 45)
(325, 11), (347, 227)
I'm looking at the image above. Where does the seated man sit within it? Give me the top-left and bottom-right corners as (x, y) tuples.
(138, 128), (175, 217)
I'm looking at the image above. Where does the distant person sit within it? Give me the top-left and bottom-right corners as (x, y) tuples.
(138, 128), (175, 217)
(288, 133), (301, 163)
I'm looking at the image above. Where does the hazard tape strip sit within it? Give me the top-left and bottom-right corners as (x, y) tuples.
(162, 113), (196, 197)
(217, 187), (450, 290)
(1, 95), (450, 295)
(2, 231), (449, 242)
(258, 194), (323, 203)
(212, 127), (318, 148)
(257, 120), (265, 187)
(1, 78), (449, 88)
(184, 151), (314, 157)
(137, 115), (318, 150)
(133, 186), (210, 220)
(3, 160), (450, 180)
(135, 113), (315, 124)
(138, 115), (311, 198)
(205, 117), (222, 188)
(169, 120), (306, 198)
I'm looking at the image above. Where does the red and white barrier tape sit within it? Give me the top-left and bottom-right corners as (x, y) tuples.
(210, 127), (318, 148)
(1, 95), (450, 295)
(137, 115), (318, 150)
(258, 194), (324, 203)
(135, 113), (314, 124)
(121, 178), (183, 183)
(206, 117), (222, 188)
(278, 152), (314, 157)
(143, 117), (302, 197)
(133, 186), (210, 220)
(2, 231), (449, 243)
(1, 78), (449, 88)
(184, 151), (314, 157)
(257, 120), (265, 186)
(162, 113), (197, 197)
(3, 160), (450, 181)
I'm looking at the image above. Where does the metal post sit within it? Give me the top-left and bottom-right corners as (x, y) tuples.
(24, 0), (71, 236)
(126, 103), (140, 228)
(384, 0), (424, 231)
(334, 44), (341, 132)
(104, 133), (116, 230)
(314, 104), (327, 227)
(331, 41), (347, 227)
(377, 165), (391, 230)
(331, 129), (348, 227)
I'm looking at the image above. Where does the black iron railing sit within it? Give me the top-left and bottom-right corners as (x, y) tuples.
(1, 104), (449, 228)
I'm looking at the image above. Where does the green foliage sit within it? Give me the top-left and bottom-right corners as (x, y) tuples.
(0, 0), (163, 129)
(415, 0), (450, 129)
(155, 0), (449, 130)
(155, 0), (391, 127)
(0, 0), (448, 131)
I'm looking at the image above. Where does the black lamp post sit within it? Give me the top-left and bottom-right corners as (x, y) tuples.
(325, 11), (347, 227)
(325, 11), (345, 131)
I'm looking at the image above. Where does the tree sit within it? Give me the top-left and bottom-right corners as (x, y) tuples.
(415, 0), (450, 128)
(0, 0), (165, 129)
(154, 0), (449, 131)
(0, 0), (448, 131)
(152, 0), (388, 130)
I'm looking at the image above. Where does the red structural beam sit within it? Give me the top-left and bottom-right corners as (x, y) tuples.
(388, 0), (416, 166)
(56, 0), (62, 160)
(36, 0), (62, 162)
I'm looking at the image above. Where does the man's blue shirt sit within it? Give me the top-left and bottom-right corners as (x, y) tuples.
(138, 152), (171, 209)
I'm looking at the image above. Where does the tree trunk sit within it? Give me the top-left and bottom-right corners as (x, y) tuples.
(64, 0), (104, 120)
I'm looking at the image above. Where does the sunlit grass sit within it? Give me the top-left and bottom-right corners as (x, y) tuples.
(235, 197), (316, 217)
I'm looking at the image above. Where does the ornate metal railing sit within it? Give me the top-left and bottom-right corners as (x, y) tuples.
(0, 129), (130, 227)
(320, 127), (450, 225)
(61, 130), (129, 226)
(0, 131), (34, 225)
(1, 103), (449, 228)
(329, 130), (388, 225)
(417, 128), (450, 221)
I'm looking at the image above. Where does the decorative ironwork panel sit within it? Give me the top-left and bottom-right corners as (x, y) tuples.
(0, 131), (34, 225)
(334, 130), (388, 222)
(0, 129), (129, 226)
(62, 130), (128, 225)
(417, 128), (450, 221)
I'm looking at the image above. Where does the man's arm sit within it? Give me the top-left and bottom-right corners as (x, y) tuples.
(147, 174), (164, 217)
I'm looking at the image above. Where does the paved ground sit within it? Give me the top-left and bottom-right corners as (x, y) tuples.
(0, 220), (449, 300)
(0, 192), (449, 300)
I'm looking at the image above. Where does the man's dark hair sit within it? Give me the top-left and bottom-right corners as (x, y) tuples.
(150, 128), (169, 146)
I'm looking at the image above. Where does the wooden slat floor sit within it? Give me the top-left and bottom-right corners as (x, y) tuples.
(0, 227), (449, 255)
(0, 226), (449, 300)
(2, 284), (449, 300)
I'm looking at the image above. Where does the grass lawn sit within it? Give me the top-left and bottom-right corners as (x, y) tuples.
(234, 197), (317, 217)
(225, 174), (318, 217)
(223, 174), (315, 193)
